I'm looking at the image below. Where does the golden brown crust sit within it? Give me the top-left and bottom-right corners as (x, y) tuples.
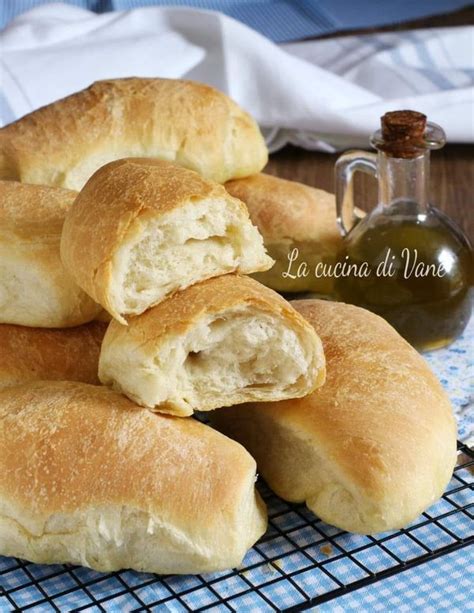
(211, 299), (457, 533)
(225, 173), (340, 244)
(0, 322), (107, 388)
(0, 78), (268, 188)
(99, 275), (325, 416)
(278, 300), (455, 495)
(225, 173), (365, 294)
(0, 181), (73, 284)
(107, 274), (319, 346)
(60, 159), (264, 317)
(0, 381), (255, 517)
(0, 179), (75, 226)
(0, 180), (102, 327)
(0, 381), (266, 574)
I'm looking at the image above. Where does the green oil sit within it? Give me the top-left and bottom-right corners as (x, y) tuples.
(333, 201), (473, 350)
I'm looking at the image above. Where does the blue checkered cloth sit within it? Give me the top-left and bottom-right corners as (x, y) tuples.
(318, 549), (474, 612)
(0, 0), (471, 41)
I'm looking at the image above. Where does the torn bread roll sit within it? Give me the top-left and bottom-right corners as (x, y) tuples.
(0, 322), (106, 389)
(0, 181), (102, 327)
(61, 159), (273, 323)
(225, 173), (364, 295)
(210, 299), (457, 534)
(99, 275), (325, 417)
(0, 381), (267, 574)
(0, 78), (268, 190)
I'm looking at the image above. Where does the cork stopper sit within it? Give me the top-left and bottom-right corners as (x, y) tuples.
(380, 110), (427, 158)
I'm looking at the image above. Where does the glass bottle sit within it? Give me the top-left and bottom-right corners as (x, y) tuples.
(334, 110), (472, 351)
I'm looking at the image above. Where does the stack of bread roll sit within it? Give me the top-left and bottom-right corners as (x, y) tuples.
(0, 78), (457, 577)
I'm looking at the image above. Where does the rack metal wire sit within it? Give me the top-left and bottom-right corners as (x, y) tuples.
(1, 442), (472, 611)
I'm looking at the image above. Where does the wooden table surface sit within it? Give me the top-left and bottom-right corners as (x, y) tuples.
(265, 7), (473, 241)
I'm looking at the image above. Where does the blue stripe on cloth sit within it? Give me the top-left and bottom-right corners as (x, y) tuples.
(0, 0), (471, 41)
(0, 0), (111, 30)
(405, 31), (456, 90)
(352, 34), (429, 95)
(375, 40), (428, 95)
(360, 32), (466, 93)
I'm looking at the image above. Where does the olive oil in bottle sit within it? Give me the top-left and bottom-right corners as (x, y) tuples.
(334, 111), (472, 351)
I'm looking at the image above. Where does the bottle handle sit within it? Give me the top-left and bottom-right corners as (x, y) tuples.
(335, 150), (377, 237)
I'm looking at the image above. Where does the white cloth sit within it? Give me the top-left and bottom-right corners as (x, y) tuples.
(1, 2), (473, 151)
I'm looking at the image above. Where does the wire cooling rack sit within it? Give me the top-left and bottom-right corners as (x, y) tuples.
(1, 442), (472, 612)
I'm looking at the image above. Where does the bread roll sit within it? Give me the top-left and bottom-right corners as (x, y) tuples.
(0, 322), (106, 389)
(225, 173), (364, 295)
(0, 181), (102, 327)
(0, 78), (268, 190)
(210, 299), (457, 534)
(0, 381), (267, 574)
(61, 159), (273, 323)
(99, 275), (325, 417)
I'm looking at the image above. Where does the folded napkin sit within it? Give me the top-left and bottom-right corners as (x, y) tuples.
(1, 3), (473, 151)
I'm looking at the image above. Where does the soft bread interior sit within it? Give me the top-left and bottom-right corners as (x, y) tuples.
(110, 198), (271, 318)
(99, 306), (316, 415)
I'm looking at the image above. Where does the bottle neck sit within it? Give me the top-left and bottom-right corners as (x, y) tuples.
(377, 150), (430, 211)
